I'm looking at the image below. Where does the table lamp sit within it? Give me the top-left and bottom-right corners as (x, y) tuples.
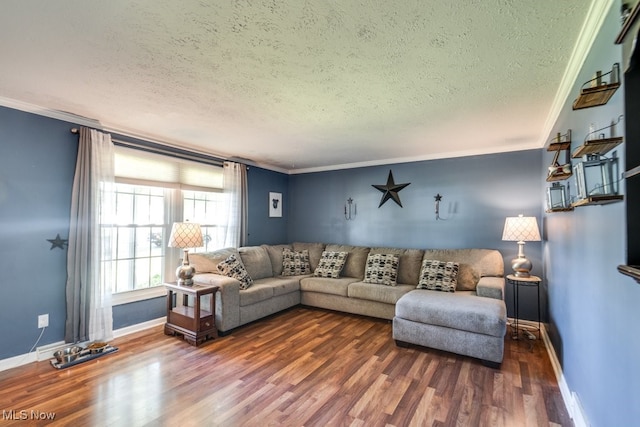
(501, 215), (541, 277)
(168, 222), (204, 286)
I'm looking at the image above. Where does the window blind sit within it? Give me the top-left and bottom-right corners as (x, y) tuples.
(114, 146), (223, 191)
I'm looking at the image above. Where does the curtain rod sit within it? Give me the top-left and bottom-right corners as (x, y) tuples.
(70, 127), (226, 167)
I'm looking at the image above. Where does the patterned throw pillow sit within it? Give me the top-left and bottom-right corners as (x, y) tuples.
(217, 254), (253, 290)
(282, 248), (311, 276)
(417, 259), (459, 292)
(363, 253), (399, 286)
(313, 251), (348, 278)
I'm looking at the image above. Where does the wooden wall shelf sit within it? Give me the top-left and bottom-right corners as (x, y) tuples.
(545, 207), (574, 213)
(546, 171), (572, 182)
(547, 141), (571, 152)
(546, 130), (572, 182)
(616, 2), (640, 44)
(570, 195), (624, 207)
(617, 264), (640, 284)
(572, 137), (623, 158)
(573, 82), (620, 110)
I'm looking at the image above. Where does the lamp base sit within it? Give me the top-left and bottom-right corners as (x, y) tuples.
(176, 264), (196, 286)
(511, 256), (532, 278)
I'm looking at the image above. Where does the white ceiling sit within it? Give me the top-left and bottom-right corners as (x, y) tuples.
(1, 1), (604, 173)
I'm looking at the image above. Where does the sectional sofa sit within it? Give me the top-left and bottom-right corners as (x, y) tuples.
(190, 242), (508, 364)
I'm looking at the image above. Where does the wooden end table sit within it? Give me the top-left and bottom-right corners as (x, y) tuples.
(164, 282), (219, 346)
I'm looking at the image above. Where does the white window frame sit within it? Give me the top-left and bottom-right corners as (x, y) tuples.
(109, 146), (224, 305)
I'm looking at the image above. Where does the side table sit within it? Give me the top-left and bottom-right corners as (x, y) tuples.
(506, 274), (541, 340)
(164, 282), (219, 346)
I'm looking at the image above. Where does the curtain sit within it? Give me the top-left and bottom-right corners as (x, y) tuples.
(65, 127), (115, 343)
(222, 161), (248, 248)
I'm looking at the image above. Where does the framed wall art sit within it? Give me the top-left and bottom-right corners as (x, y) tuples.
(269, 192), (282, 217)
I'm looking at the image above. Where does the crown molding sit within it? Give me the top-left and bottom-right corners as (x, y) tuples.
(0, 96), (103, 128)
(0, 96), (290, 174)
(539, 0), (616, 148)
(289, 142), (541, 174)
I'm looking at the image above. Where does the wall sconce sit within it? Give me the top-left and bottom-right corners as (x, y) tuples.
(345, 197), (356, 220)
(434, 194), (443, 220)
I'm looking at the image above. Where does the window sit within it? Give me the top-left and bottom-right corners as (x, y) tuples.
(183, 190), (227, 252)
(104, 145), (224, 300)
(109, 184), (167, 293)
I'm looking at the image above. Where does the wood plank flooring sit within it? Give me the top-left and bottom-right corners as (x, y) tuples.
(0, 307), (572, 426)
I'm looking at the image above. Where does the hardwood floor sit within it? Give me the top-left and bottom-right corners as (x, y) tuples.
(0, 307), (572, 426)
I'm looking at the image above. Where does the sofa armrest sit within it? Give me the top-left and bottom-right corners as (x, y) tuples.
(476, 276), (505, 300)
(193, 273), (241, 332)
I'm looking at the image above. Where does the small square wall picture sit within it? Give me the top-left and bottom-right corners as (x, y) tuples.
(269, 192), (282, 217)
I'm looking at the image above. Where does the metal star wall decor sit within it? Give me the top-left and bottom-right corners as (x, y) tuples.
(372, 170), (411, 208)
(47, 234), (68, 250)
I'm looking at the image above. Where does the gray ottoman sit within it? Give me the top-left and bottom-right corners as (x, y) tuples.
(393, 290), (507, 366)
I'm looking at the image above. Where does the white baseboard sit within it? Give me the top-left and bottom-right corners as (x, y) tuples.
(0, 317), (165, 372)
(113, 317), (166, 338)
(539, 323), (589, 427)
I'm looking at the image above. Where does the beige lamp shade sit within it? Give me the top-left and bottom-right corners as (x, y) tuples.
(168, 222), (203, 286)
(502, 214), (540, 278)
(168, 222), (204, 249)
(502, 215), (541, 242)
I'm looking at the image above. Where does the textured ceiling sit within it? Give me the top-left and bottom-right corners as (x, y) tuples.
(0, 1), (596, 172)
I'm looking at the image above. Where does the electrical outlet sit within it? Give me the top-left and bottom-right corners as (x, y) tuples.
(38, 314), (49, 328)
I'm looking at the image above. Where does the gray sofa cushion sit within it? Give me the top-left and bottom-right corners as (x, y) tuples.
(292, 242), (326, 271)
(476, 277), (505, 300)
(239, 246), (273, 280)
(395, 290), (507, 337)
(189, 248), (240, 273)
(325, 244), (370, 279)
(261, 244), (293, 276)
(348, 282), (415, 305)
(370, 247), (424, 285)
(300, 276), (354, 296)
(423, 249), (504, 291)
(239, 284), (274, 307)
(269, 276), (302, 297)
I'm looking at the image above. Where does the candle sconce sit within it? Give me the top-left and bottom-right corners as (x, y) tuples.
(345, 198), (357, 220)
(435, 193), (443, 220)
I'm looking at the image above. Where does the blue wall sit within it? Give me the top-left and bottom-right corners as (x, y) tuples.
(288, 150), (544, 320)
(0, 107), (288, 359)
(543, 3), (640, 426)
(247, 166), (289, 245)
(0, 106), (77, 359)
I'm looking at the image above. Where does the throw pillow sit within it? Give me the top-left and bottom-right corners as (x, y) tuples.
(217, 254), (253, 290)
(363, 253), (399, 286)
(313, 251), (348, 278)
(417, 259), (459, 292)
(282, 248), (311, 276)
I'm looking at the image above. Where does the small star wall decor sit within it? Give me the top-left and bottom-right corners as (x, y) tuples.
(372, 170), (411, 208)
(47, 234), (68, 250)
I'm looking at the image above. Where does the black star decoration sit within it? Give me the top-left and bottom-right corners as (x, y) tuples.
(47, 234), (68, 250)
(372, 170), (411, 208)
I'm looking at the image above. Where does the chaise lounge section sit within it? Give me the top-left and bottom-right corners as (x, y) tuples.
(189, 243), (508, 364)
